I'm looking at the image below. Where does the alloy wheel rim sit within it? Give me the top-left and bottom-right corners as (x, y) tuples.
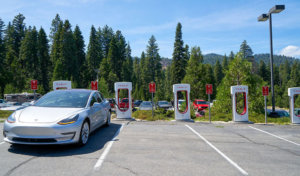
(81, 122), (89, 144)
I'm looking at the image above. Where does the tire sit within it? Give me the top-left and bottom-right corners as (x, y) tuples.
(78, 121), (90, 146)
(105, 110), (111, 127)
(199, 111), (205, 116)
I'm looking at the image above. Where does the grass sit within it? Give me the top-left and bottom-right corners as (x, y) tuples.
(0, 110), (12, 122)
(132, 109), (174, 121)
(192, 110), (291, 125)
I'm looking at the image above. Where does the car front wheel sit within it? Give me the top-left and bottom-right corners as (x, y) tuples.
(105, 111), (111, 127)
(78, 121), (90, 146)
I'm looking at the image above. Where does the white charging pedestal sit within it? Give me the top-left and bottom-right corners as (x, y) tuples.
(114, 82), (132, 119)
(288, 87), (300, 124)
(231, 85), (249, 122)
(173, 84), (191, 121)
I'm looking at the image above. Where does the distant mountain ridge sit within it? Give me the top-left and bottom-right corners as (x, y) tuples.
(160, 53), (299, 67)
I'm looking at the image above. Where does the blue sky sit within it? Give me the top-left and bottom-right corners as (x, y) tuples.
(1, 0), (300, 58)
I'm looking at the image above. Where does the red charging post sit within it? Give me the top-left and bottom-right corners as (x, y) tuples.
(149, 82), (156, 93)
(149, 82), (156, 118)
(262, 86), (269, 124)
(91, 81), (98, 90)
(206, 84), (213, 123)
(31, 80), (38, 90)
(31, 80), (38, 100)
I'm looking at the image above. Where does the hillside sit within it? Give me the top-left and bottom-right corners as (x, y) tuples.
(160, 53), (299, 67)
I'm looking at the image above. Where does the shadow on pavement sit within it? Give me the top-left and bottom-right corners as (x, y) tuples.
(7, 123), (122, 157)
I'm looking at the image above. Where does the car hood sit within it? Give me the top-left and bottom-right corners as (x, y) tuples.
(17, 106), (84, 123)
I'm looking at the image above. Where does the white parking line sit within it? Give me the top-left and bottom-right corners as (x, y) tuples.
(185, 124), (248, 176)
(94, 123), (125, 170)
(0, 142), (4, 145)
(249, 126), (300, 146)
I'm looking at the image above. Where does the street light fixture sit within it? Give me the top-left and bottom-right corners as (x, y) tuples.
(258, 5), (285, 117)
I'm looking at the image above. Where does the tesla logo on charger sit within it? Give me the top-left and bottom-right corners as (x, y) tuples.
(234, 87), (246, 91)
(118, 85), (128, 88)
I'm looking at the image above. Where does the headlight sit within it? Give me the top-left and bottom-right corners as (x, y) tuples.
(57, 114), (79, 125)
(7, 113), (16, 123)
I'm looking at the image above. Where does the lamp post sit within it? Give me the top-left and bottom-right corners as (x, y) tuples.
(258, 5), (285, 117)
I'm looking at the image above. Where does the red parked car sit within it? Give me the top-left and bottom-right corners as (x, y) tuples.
(193, 99), (208, 112)
(119, 98), (134, 109)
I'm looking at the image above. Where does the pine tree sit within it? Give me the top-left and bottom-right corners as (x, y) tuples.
(52, 20), (77, 85)
(50, 21), (63, 70)
(37, 27), (51, 93)
(86, 25), (102, 81)
(140, 52), (148, 100)
(214, 60), (224, 87)
(20, 27), (39, 79)
(258, 60), (269, 82)
(279, 59), (290, 86)
(121, 43), (133, 81)
(115, 30), (126, 80)
(212, 52), (265, 114)
(101, 25), (114, 59)
(164, 65), (172, 101)
(229, 51), (235, 62)
(239, 40), (253, 59)
(73, 25), (86, 87)
(99, 77), (110, 97)
(222, 54), (228, 71)
(145, 35), (161, 82)
(171, 23), (186, 84)
(0, 18), (6, 97)
(12, 13), (26, 56)
(49, 14), (62, 44)
(182, 46), (206, 100)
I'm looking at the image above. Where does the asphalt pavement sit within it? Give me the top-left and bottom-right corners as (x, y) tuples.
(0, 120), (300, 176)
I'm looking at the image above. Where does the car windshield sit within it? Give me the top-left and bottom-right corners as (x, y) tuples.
(179, 100), (184, 105)
(158, 101), (169, 105)
(197, 101), (206, 104)
(34, 91), (91, 108)
(141, 102), (152, 106)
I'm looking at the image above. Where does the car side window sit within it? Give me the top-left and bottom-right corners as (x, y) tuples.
(90, 93), (98, 106)
(96, 92), (102, 103)
(98, 92), (105, 102)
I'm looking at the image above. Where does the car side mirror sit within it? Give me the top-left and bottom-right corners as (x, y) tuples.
(93, 102), (101, 107)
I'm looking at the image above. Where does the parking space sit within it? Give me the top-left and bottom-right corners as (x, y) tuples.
(188, 123), (300, 176)
(0, 121), (300, 176)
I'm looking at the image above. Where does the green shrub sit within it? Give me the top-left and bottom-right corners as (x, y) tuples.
(0, 111), (12, 119)
(132, 110), (174, 121)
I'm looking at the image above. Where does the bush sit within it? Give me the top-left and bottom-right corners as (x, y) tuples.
(0, 110), (12, 119)
(132, 110), (174, 121)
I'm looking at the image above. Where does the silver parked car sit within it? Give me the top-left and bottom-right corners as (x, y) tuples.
(3, 89), (111, 145)
(139, 101), (153, 111)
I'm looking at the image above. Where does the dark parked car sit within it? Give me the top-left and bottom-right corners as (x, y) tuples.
(134, 100), (143, 107)
(157, 101), (172, 111)
(267, 109), (289, 117)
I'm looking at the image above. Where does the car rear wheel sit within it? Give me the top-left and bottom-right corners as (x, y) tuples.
(78, 121), (90, 146)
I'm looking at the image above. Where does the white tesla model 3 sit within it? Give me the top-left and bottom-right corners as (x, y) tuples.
(3, 89), (111, 145)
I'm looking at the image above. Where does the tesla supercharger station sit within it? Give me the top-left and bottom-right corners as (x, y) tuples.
(288, 87), (300, 124)
(231, 85), (249, 122)
(173, 84), (191, 121)
(114, 82), (132, 119)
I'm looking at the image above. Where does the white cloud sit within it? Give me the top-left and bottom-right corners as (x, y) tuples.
(279, 45), (300, 58)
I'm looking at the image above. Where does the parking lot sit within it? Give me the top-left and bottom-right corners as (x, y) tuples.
(0, 120), (300, 176)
